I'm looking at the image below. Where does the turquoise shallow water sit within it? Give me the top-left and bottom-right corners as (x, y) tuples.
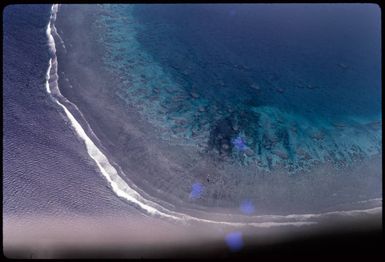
(93, 4), (381, 172)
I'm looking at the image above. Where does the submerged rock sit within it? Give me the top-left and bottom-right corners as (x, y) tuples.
(367, 121), (381, 131)
(165, 87), (177, 94)
(310, 131), (325, 140)
(208, 117), (237, 154)
(172, 117), (188, 126)
(338, 62), (348, 69)
(172, 126), (186, 134)
(198, 106), (206, 112)
(191, 129), (199, 137)
(190, 92), (200, 99)
(244, 148), (254, 157)
(148, 95), (157, 102)
(262, 135), (273, 150)
(222, 143), (230, 150)
(332, 122), (346, 129)
(250, 83), (261, 91)
(172, 95), (186, 102)
(306, 84), (318, 89)
(269, 133), (280, 144)
(296, 148), (312, 160)
(272, 149), (289, 160)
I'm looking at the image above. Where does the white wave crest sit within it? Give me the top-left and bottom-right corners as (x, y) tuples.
(52, 24), (66, 51)
(46, 5), (57, 55)
(45, 58), (52, 94)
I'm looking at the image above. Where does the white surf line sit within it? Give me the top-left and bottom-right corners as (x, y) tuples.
(356, 198), (382, 205)
(283, 206), (382, 221)
(45, 58), (52, 94)
(46, 7), (56, 55)
(45, 4), (380, 228)
(52, 24), (66, 51)
(54, 100), (180, 220)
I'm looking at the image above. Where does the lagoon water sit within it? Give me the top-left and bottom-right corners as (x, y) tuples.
(49, 4), (381, 215)
(98, 4), (381, 172)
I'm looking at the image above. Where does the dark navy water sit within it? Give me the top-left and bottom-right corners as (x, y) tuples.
(3, 5), (131, 216)
(134, 4), (381, 118)
(97, 4), (381, 171)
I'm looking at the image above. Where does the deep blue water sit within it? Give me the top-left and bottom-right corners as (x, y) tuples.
(134, 4), (381, 118)
(3, 5), (131, 216)
(97, 4), (381, 171)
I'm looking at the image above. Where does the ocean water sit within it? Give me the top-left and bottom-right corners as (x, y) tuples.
(96, 4), (381, 172)
(2, 4), (383, 257)
(3, 5), (134, 216)
(3, 3), (382, 227)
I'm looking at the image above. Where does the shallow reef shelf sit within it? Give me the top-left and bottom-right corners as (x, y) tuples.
(94, 5), (381, 174)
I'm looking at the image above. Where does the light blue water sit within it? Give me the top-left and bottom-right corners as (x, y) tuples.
(94, 4), (381, 172)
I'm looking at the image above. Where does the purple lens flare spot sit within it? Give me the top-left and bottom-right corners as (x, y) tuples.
(225, 231), (244, 252)
(240, 199), (255, 215)
(232, 135), (247, 151)
(189, 182), (203, 200)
